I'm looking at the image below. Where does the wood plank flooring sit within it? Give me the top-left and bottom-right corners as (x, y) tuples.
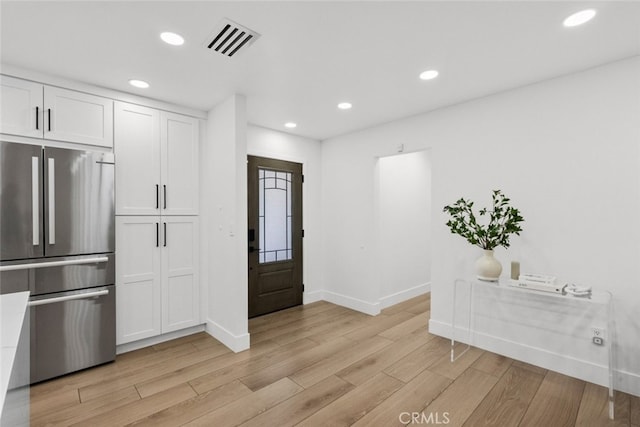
(30, 294), (640, 426)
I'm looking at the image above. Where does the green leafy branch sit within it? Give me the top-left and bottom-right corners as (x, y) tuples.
(443, 190), (524, 250)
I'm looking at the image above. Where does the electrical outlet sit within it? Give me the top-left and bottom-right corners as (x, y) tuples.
(592, 327), (605, 346)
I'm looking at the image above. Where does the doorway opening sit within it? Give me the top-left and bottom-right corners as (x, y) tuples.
(377, 150), (432, 304)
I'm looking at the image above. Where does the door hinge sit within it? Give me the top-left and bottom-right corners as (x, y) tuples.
(302, 284), (305, 292)
(301, 229), (305, 238)
(302, 174), (305, 183)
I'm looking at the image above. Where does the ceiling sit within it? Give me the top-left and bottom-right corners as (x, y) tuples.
(1, 1), (639, 140)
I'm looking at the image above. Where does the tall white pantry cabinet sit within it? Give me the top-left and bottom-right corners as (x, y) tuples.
(115, 102), (200, 345)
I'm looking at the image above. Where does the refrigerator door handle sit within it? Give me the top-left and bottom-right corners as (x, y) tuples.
(28, 289), (109, 307)
(32, 156), (40, 246)
(0, 256), (109, 272)
(48, 157), (56, 244)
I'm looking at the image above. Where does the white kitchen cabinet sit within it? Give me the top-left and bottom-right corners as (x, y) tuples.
(116, 216), (200, 345)
(161, 216), (200, 333)
(115, 216), (162, 345)
(0, 76), (42, 138)
(115, 102), (199, 216)
(44, 86), (114, 147)
(161, 112), (199, 215)
(114, 103), (161, 215)
(0, 75), (114, 147)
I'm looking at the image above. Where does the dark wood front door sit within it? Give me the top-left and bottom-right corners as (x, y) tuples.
(247, 155), (303, 318)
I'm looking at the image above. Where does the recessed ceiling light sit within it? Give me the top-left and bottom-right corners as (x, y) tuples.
(419, 70), (439, 80)
(337, 102), (352, 110)
(128, 79), (149, 89)
(284, 122), (297, 129)
(563, 9), (596, 27)
(160, 31), (185, 46)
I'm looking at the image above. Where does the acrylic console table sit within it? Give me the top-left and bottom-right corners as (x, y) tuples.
(451, 278), (614, 420)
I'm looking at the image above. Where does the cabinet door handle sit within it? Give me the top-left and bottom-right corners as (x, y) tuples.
(156, 222), (159, 247)
(163, 222), (167, 247)
(48, 108), (51, 132)
(163, 185), (167, 209)
(156, 184), (159, 209)
(36, 106), (39, 130)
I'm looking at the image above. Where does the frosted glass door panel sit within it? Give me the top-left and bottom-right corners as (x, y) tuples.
(259, 169), (292, 263)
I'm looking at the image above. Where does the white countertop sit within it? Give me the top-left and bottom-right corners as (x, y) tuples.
(0, 292), (29, 415)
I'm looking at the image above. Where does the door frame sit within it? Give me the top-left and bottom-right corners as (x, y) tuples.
(247, 154), (304, 318)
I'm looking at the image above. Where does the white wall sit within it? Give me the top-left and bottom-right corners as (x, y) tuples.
(201, 94), (250, 352)
(320, 56), (640, 395)
(377, 151), (432, 308)
(246, 125), (323, 302)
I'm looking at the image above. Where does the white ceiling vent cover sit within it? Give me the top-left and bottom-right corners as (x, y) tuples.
(205, 18), (260, 57)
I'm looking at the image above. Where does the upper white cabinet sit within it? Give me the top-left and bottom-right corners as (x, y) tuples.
(161, 112), (200, 216)
(115, 103), (162, 215)
(115, 102), (199, 216)
(44, 86), (114, 147)
(0, 75), (114, 148)
(0, 76), (42, 138)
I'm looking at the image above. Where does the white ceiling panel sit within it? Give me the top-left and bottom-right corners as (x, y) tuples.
(1, 1), (638, 140)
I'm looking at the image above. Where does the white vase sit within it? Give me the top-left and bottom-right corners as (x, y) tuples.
(475, 249), (502, 281)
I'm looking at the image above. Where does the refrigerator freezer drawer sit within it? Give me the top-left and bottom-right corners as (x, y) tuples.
(0, 254), (114, 296)
(32, 254), (114, 296)
(29, 285), (115, 383)
(0, 268), (29, 295)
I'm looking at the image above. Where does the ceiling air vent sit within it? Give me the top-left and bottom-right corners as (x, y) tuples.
(205, 18), (260, 57)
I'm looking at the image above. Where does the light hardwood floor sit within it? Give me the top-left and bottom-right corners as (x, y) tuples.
(30, 294), (640, 426)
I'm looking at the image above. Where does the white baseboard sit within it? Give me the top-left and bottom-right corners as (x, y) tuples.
(615, 369), (640, 398)
(303, 290), (324, 305)
(304, 285), (431, 316)
(429, 319), (640, 397)
(321, 290), (380, 316)
(379, 282), (431, 309)
(116, 325), (205, 355)
(205, 318), (250, 353)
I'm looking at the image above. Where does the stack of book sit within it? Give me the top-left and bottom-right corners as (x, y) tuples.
(508, 273), (565, 294)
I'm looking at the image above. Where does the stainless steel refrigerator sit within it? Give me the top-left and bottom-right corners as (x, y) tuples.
(0, 141), (116, 384)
